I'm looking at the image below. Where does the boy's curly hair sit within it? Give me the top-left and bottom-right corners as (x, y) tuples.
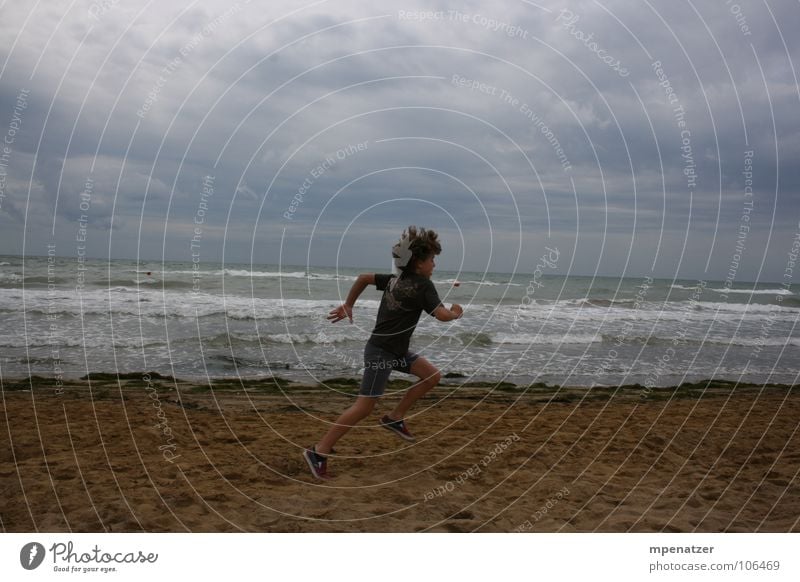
(394, 226), (441, 274)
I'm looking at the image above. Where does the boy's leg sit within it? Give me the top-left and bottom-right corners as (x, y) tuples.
(316, 396), (377, 454)
(387, 356), (441, 420)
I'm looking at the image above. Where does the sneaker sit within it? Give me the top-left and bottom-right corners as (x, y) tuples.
(380, 415), (416, 442)
(303, 446), (331, 480)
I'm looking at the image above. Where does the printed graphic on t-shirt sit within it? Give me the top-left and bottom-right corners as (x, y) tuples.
(385, 277), (420, 312)
(370, 273), (442, 356)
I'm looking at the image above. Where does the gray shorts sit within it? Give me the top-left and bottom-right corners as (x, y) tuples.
(359, 341), (419, 397)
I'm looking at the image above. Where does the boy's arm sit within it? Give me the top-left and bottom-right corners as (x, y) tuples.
(328, 273), (376, 323)
(432, 304), (463, 322)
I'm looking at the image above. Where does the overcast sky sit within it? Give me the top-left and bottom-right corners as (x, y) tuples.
(1, 0), (798, 281)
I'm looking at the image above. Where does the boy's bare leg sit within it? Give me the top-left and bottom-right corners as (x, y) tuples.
(316, 396), (377, 455)
(388, 356), (441, 420)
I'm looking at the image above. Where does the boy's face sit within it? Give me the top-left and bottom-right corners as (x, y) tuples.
(416, 254), (436, 278)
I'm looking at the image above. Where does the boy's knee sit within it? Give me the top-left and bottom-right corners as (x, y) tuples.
(353, 398), (377, 415)
(427, 370), (441, 386)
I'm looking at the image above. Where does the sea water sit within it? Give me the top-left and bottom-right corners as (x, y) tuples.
(1, 254), (798, 388)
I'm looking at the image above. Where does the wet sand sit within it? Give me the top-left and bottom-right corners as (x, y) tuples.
(2, 375), (799, 532)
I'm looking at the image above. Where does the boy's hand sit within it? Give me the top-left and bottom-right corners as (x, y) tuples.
(450, 304), (463, 319)
(328, 304), (353, 323)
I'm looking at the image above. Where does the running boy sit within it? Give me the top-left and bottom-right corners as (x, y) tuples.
(304, 226), (463, 480)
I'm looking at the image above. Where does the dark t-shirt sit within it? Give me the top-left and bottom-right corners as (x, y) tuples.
(368, 272), (443, 357)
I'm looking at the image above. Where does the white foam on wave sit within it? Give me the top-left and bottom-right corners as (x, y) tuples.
(165, 268), (357, 281)
(495, 300), (800, 330)
(669, 283), (793, 296)
(0, 332), (164, 349)
(263, 332), (357, 344)
(307, 272), (358, 281)
(468, 279), (518, 287)
(223, 269), (306, 278)
(432, 277), (521, 287)
(691, 301), (800, 314)
(492, 332), (602, 345)
(0, 287), (382, 319)
(722, 337), (800, 348)
(709, 287), (793, 296)
(2, 286), (797, 336)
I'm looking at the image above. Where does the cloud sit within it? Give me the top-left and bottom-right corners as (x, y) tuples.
(0, 0), (797, 281)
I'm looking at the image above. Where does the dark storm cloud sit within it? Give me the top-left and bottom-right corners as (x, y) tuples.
(0, 0), (798, 280)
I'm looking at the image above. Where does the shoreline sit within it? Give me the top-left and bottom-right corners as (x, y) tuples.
(3, 372), (798, 397)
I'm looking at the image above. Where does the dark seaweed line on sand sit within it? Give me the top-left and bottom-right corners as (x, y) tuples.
(2, 373), (798, 404)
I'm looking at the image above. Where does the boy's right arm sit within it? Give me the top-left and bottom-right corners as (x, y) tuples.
(346, 274), (375, 306)
(328, 273), (378, 323)
(433, 304), (463, 322)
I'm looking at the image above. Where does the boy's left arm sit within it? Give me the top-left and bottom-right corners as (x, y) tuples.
(328, 273), (376, 323)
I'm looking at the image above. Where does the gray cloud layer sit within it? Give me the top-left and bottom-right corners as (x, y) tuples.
(1, 0), (798, 280)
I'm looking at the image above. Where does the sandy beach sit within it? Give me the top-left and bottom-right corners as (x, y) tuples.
(2, 374), (799, 532)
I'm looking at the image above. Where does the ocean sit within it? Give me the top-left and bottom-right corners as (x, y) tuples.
(1, 253), (798, 388)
